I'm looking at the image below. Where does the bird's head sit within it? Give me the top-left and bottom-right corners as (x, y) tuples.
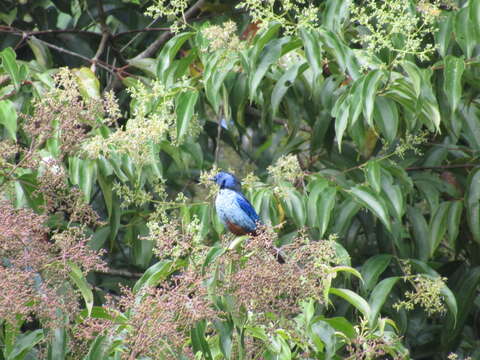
(211, 171), (242, 191)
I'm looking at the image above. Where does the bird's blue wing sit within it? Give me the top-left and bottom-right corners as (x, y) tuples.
(235, 193), (260, 224)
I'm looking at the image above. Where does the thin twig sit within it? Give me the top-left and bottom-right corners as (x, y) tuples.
(0, 25), (101, 37)
(91, 0), (110, 73)
(33, 37), (115, 73)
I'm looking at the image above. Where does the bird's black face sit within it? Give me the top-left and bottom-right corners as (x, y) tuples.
(211, 171), (241, 191)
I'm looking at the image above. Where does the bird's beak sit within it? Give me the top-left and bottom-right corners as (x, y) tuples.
(209, 177), (216, 182)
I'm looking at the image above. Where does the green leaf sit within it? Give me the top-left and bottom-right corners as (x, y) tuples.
(249, 22), (282, 64)
(27, 36), (52, 69)
(47, 328), (67, 360)
(133, 260), (174, 293)
(349, 185), (391, 231)
(429, 201), (450, 257)
(402, 61), (422, 98)
(282, 187), (306, 226)
(6, 329), (43, 360)
(361, 254), (393, 293)
(317, 187), (337, 237)
(202, 245), (225, 274)
(368, 277), (401, 327)
(1, 47), (22, 88)
(465, 167), (480, 243)
(204, 55), (237, 113)
(83, 336), (106, 360)
(334, 96), (350, 151)
(156, 32), (194, 82)
(310, 321), (336, 360)
(271, 61), (308, 116)
(329, 288), (371, 318)
(447, 200), (463, 248)
(332, 198), (361, 236)
(0, 99), (17, 140)
(440, 282), (458, 328)
(362, 70), (384, 126)
(455, 7), (475, 58)
(249, 38), (286, 99)
(190, 320), (212, 360)
(175, 90), (198, 141)
(442, 267), (480, 347)
(365, 161), (381, 193)
(332, 265), (363, 280)
(373, 96), (398, 143)
(443, 56), (465, 113)
(307, 179), (329, 228)
(68, 262), (94, 317)
(436, 13), (454, 57)
(72, 67), (100, 99)
(214, 320), (233, 359)
(299, 28), (323, 81)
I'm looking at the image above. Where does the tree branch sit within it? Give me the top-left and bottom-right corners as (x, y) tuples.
(91, 0), (110, 73)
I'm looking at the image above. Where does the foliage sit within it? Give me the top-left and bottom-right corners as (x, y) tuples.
(1, 0), (480, 359)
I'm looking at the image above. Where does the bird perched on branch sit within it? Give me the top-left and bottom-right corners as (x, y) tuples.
(211, 171), (259, 236)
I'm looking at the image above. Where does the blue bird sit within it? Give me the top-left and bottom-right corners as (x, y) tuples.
(211, 172), (260, 236)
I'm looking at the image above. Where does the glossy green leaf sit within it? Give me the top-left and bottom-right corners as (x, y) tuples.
(465, 167), (480, 243)
(310, 321), (336, 360)
(365, 161), (381, 193)
(72, 67), (100, 99)
(214, 320), (233, 359)
(190, 320), (212, 360)
(0, 99), (17, 140)
(317, 187), (337, 237)
(368, 277), (401, 327)
(307, 179), (329, 227)
(440, 281), (458, 328)
(133, 260), (175, 293)
(68, 262), (94, 317)
(334, 95), (350, 151)
(361, 254), (393, 293)
(350, 185), (391, 231)
(202, 245), (225, 274)
(175, 90), (198, 141)
(156, 32), (194, 82)
(27, 36), (52, 69)
(329, 288), (371, 318)
(443, 56), (465, 113)
(373, 96), (398, 142)
(83, 336), (106, 360)
(447, 200), (463, 248)
(299, 28), (323, 81)
(455, 7), (475, 58)
(332, 198), (361, 236)
(429, 202), (450, 257)
(249, 38), (285, 99)
(362, 70), (383, 126)
(271, 61), (308, 116)
(7, 329), (43, 360)
(282, 187), (306, 226)
(1, 47), (22, 88)
(436, 13), (454, 57)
